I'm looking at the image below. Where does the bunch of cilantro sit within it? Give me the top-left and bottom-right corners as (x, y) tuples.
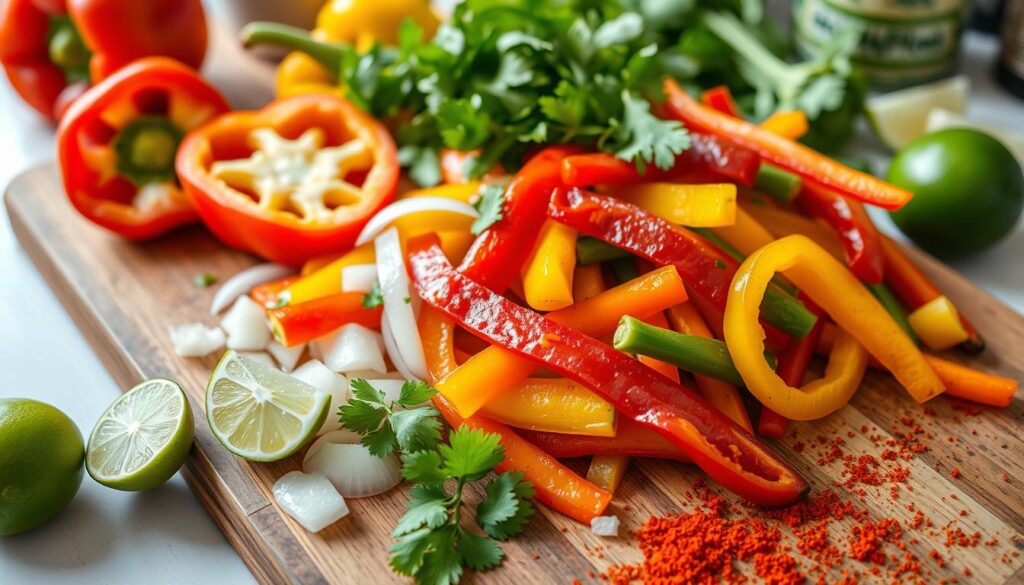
(340, 379), (535, 585)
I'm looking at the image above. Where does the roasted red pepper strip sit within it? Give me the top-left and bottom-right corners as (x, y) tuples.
(459, 146), (579, 292)
(560, 133), (760, 189)
(701, 85), (743, 117)
(797, 182), (885, 284)
(0, 0), (207, 121)
(267, 292), (382, 347)
(757, 299), (825, 439)
(519, 419), (689, 462)
(663, 79), (912, 210)
(409, 235), (808, 507)
(548, 188), (815, 344)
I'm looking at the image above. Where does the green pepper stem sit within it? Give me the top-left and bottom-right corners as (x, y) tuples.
(613, 316), (776, 386)
(867, 283), (919, 345)
(48, 15), (91, 83)
(240, 22), (347, 74)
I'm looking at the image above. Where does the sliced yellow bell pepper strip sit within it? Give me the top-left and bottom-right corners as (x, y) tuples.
(399, 182), (482, 203)
(587, 455), (630, 493)
(725, 235), (944, 411)
(301, 250), (346, 276)
(907, 296), (969, 351)
(437, 265), (688, 417)
(275, 52), (348, 99)
(615, 182), (737, 227)
(665, 302), (753, 431)
(760, 110), (810, 140)
(740, 200), (845, 261)
(711, 206), (775, 257)
(522, 221), (578, 311)
(572, 264), (606, 302)
(479, 378), (616, 437)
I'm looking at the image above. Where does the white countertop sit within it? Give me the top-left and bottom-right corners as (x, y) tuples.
(1, 19), (1022, 585)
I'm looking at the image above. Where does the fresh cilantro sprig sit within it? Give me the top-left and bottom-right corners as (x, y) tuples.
(339, 379), (442, 457)
(470, 184), (505, 235)
(391, 426), (536, 585)
(362, 281), (384, 309)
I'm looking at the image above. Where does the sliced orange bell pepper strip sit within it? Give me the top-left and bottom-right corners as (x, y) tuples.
(268, 292), (382, 346)
(587, 455), (630, 493)
(436, 265), (688, 417)
(250, 275), (299, 308)
(419, 306), (612, 523)
(726, 235), (943, 406)
(759, 110), (809, 140)
(521, 220), (578, 311)
(663, 79), (912, 210)
(479, 378), (616, 437)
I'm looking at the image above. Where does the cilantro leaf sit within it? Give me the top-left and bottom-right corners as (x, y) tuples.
(399, 144), (443, 187)
(390, 528), (434, 577)
(362, 281), (384, 309)
(417, 526), (463, 585)
(471, 184), (505, 235)
(440, 426), (504, 481)
(391, 407), (443, 453)
(363, 423), (400, 458)
(338, 399), (386, 436)
(401, 450), (448, 485)
(398, 380), (437, 407)
(393, 484), (450, 537)
(350, 378), (386, 404)
(477, 471), (536, 540)
(614, 91), (691, 172)
(459, 531), (504, 571)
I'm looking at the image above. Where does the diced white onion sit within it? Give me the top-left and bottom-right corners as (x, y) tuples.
(590, 515), (620, 537)
(304, 429), (364, 462)
(293, 360), (350, 435)
(313, 323), (386, 374)
(303, 439), (402, 498)
(273, 471), (349, 533)
(361, 379), (406, 404)
(168, 323), (225, 357)
(210, 263), (294, 316)
(221, 296), (272, 351)
(343, 370), (404, 381)
(237, 351), (276, 368)
(267, 340), (305, 372)
(374, 228), (428, 379)
(355, 197), (479, 246)
(340, 264), (378, 294)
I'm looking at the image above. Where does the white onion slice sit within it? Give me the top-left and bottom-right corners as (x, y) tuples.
(221, 295), (272, 351)
(293, 360), (350, 435)
(267, 340), (305, 372)
(303, 441), (402, 498)
(313, 323), (386, 374)
(590, 515), (620, 537)
(237, 351), (276, 368)
(381, 313), (417, 381)
(210, 263), (294, 315)
(340, 264), (378, 294)
(355, 197), (479, 246)
(304, 429), (365, 462)
(343, 370), (404, 381)
(273, 471), (349, 533)
(374, 228), (428, 379)
(168, 323), (225, 357)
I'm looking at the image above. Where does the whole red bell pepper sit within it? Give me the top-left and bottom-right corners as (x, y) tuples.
(662, 79), (913, 210)
(408, 234), (808, 507)
(518, 419), (689, 462)
(0, 0), (207, 121)
(57, 57), (229, 239)
(176, 94), (399, 266)
(560, 132), (760, 189)
(796, 182), (885, 284)
(458, 145), (579, 292)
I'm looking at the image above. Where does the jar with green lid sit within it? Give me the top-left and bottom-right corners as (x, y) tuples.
(794, 0), (970, 87)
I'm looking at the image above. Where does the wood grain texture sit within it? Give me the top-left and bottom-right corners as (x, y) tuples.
(6, 163), (1024, 584)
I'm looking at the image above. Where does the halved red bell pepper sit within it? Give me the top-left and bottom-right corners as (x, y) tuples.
(519, 419), (689, 462)
(796, 182), (885, 284)
(548, 188), (816, 343)
(701, 85), (743, 117)
(459, 145), (579, 292)
(56, 57), (229, 239)
(560, 132), (760, 189)
(0, 0), (207, 121)
(662, 79), (913, 210)
(409, 234), (808, 507)
(176, 94), (399, 266)
(267, 292), (382, 347)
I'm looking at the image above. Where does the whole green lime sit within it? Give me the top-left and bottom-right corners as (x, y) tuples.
(887, 128), (1024, 258)
(0, 399), (84, 535)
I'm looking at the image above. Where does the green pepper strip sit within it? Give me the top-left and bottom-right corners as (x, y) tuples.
(755, 164), (802, 203)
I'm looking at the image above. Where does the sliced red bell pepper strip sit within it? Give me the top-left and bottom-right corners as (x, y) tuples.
(548, 187), (816, 342)
(519, 419), (689, 462)
(459, 146), (579, 292)
(701, 85), (742, 117)
(409, 235), (809, 507)
(560, 133), (760, 189)
(797, 182), (885, 284)
(663, 79), (913, 210)
(419, 306), (612, 523)
(757, 298), (825, 439)
(250, 275), (300, 308)
(267, 292), (382, 347)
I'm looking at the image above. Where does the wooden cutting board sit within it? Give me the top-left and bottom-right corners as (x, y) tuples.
(6, 163), (1024, 584)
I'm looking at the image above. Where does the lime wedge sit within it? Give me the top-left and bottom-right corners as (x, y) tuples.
(206, 350), (330, 462)
(86, 379), (194, 491)
(867, 75), (969, 151)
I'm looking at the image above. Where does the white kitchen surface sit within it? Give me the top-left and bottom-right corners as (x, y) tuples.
(0, 13), (1022, 585)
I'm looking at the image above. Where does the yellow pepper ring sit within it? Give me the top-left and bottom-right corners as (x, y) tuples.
(725, 235), (945, 415)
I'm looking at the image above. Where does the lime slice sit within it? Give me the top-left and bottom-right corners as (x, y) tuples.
(867, 75), (969, 151)
(86, 379), (194, 491)
(206, 350), (330, 462)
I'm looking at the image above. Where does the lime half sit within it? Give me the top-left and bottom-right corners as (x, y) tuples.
(867, 75), (969, 151)
(86, 379), (194, 491)
(206, 351), (329, 462)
